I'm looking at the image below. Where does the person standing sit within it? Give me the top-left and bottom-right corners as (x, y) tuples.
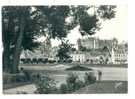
(98, 70), (102, 81)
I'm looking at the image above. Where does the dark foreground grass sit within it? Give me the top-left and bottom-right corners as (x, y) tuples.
(73, 81), (128, 94)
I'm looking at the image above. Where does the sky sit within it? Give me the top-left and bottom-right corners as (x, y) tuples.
(47, 5), (128, 47)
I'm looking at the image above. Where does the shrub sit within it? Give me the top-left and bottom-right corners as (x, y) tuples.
(59, 73), (86, 93)
(3, 72), (29, 84)
(60, 83), (68, 93)
(31, 73), (41, 83)
(66, 73), (79, 92)
(42, 58), (48, 64)
(66, 73), (78, 84)
(84, 72), (96, 85)
(23, 70), (31, 81)
(20, 58), (25, 64)
(34, 74), (57, 94)
(75, 80), (85, 90)
(32, 58), (38, 64)
(15, 74), (26, 82)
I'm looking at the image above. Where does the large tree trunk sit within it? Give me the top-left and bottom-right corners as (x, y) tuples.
(11, 16), (25, 73)
(2, 15), (14, 73)
(3, 44), (10, 72)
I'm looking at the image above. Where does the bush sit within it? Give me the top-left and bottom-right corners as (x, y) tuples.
(20, 58), (25, 64)
(66, 73), (78, 84)
(59, 73), (79, 93)
(22, 70), (31, 81)
(31, 73), (42, 83)
(59, 73), (85, 93)
(3, 73), (15, 84)
(34, 74), (57, 94)
(32, 58), (38, 64)
(42, 58), (48, 64)
(15, 74), (26, 82)
(3, 72), (29, 84)
(75, 80), (85, 90)
(60, 83), (68, 93)
(38, 58), (43, 63)
(66, 73), (79, 92)
(84, 72), (96, 85)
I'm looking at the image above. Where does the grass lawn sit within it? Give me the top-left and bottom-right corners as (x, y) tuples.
(73, 81), (128, 94)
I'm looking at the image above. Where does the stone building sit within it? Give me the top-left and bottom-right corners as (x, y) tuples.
(77, 37), (118, 51)
(77, 37), (99, 50)
(111, 43), (128, 64)
(70, 52), (86, 63)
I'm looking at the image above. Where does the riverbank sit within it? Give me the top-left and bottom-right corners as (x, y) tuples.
(19, 63), (128, 68)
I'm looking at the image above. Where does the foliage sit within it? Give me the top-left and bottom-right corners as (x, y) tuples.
(59, 73), (86, 93)
(97, 5), (116, 20)
(34, 74), (57, 94)
(84, 72), (96, 85)
(33, 72), (97, 94)
(65, 73), (81, 92)
(66, 73), (78, 85)
(59, 83), (69, 93)
(56, 40), (72, 62)
(79, 15), (100, 36)
(79, 46), (87, 51)
(36, 6), (71, 39)
(59, 73), (79, 93)
(75, 80), (85, 90)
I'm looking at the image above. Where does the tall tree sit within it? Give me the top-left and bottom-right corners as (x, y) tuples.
(56, 40), (72, 62)
(2, 7), (41, 73)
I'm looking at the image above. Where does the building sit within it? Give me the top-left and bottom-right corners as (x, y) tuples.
(77, 37), (118, 50)
(70, 47), (112, 64)
(77, 37), (99, 50)
(70, 52), (86, 63)
(39, 37), (52, 57)
(50, 46), (59, 61)
(111, 44), (128, 64)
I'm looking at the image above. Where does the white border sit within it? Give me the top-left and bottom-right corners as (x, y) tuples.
(0, 0), (127, 5)
(0, 0), (134, 99)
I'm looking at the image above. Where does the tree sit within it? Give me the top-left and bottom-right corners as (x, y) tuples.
(2, 7), (41, 73)
(2, 6), (71, 73)
(69, 5), (116, 36)
(56, 40), (72, 62)
(2, 5), (116, 73)
(79, 46), (87, 51)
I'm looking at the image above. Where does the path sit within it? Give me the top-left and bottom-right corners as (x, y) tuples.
(3, 84), (36, 94)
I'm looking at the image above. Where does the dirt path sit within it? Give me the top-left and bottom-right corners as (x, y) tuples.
(3, 84), (36, 94)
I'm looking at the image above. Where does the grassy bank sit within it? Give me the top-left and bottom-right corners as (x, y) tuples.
(73, 81), (128, 94)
